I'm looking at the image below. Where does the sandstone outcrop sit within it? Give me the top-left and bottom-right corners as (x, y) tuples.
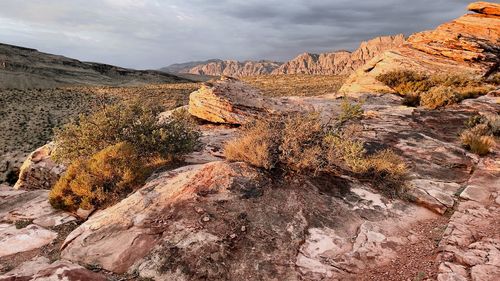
(57, 80), (500, 279)
(188, 77), (277, 124)
(187, 60), (282, 77)
(272, 34), (405, 75)
(13, 143), (65, 190)
(468, 1), (500, 16)
(167, 34), (403, 78)
(188, 76), (354, 125)
(340, 2), (500, 94)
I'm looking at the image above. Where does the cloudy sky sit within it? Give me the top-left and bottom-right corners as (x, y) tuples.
(0, 0), (473, 69)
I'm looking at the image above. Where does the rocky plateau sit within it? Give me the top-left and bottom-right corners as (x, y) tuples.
(0, 2), (499, 281)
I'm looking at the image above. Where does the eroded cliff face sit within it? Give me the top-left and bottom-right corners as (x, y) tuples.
(272, 34), (405, 75)
(340, 2), (500, 94)
(177, 34), (404, 77)
(186, 60), (282, 77)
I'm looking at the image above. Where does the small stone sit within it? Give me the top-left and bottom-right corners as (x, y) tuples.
(195, 207), (204, 214)
(202, 216), (210, 222)
(241, 225), (246, 232)
(230, 233), (237, 239)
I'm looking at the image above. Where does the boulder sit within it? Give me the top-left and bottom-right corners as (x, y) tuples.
(14, 143), (65, 190)
(340, 2), (500, 94)
(188, 77), (278, 124)
(187, 76), (361, 125)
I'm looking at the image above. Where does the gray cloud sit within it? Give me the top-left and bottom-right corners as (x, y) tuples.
(0, 0), (472, 69)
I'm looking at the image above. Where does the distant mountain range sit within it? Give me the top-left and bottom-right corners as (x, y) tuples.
(0, 43), (190, 89)
(161, 34), (405, 77)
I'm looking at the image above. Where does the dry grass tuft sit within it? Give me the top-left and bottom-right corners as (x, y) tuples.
(376, 70), (494, 109)
(225, 101), (408, 196)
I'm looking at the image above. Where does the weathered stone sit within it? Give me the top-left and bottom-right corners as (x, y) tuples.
(61, 161), (271, 274)
(0, 224), (57, 258)
(187, 76), (344, 125)
(460, 185), (491, 202)
(14, 143), (65, 190)
(0, 189), (75, 228)
(0, 257), (107, 281)
(188, 77), (275, 124)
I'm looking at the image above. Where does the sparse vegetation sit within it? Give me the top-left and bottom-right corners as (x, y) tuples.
(14, 219), (33, 229)
(225, 99), (408, 196)
(241, 74), (347, 97)
(49, 142), (154, 211)
(0, 82), (200, 185)
(376, 70), (494, 109)
(460, 114), (498, 156)
(49, 100), (200, 211)
(52, 102), (200, 164)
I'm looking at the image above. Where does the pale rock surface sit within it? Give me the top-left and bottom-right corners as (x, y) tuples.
(0, 188), (74, 228)
(60, 159), (441, 280)
(0, 257), (106, 281)
(0, 224), (57, 258)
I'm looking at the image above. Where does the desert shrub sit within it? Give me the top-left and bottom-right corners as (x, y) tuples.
(225, 103), (408, 196)
(460, 117), (498, 156)
(360, 150), (409, 196)
(52, 102), (200, 163)
(224, 118), (280, 169)
(49, 142), (152, 211)
(336, 97), (364, 125)
(376, 70), (493, 108)
(376, 70), (430, 90)
(420, 86), (457, 109)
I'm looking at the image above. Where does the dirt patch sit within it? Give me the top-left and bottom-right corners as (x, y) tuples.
(354, 217), (448, 281)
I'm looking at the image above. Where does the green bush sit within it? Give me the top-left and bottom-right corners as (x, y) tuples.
(49, 142), (151, 211)
(49, 102), (201, 211)
(52, 102), (200, 163)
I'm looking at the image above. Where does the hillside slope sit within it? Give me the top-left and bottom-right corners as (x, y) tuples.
(0, 43), (190, 89)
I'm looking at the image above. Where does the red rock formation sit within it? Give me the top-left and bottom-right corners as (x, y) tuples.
(186, 60), (282, 77)
(340, 1), (500, 94)
(272, 34), (405, 75)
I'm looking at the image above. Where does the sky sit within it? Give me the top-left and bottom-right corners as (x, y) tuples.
(0, 0), (473, 69)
